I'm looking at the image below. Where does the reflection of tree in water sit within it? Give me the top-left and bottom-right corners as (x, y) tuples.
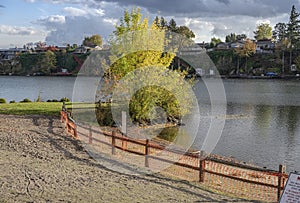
(157, 126), (190, 145)
(254, 105), (273, 136)
(158, 126), (179, 142)
(286, 106), (300, 137)
(255, 105), (300, 138)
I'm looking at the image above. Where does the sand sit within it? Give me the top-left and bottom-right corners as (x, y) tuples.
(0, 114), (255, 203)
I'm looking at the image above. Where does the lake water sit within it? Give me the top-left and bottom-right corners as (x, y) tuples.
(0, 76), (299, 172)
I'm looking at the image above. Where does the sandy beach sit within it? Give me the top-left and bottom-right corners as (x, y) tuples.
(0, 114), (255, 203)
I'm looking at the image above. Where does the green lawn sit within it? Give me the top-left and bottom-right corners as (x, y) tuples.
(0, 102), (63, 116)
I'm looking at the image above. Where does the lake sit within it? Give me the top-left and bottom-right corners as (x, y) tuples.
(0, 76), (299, 172)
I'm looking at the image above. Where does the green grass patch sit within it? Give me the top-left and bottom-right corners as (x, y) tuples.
(0, 102), (62, 116)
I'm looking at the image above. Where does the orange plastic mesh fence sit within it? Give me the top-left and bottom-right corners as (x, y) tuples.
(71, 123), (288, 203)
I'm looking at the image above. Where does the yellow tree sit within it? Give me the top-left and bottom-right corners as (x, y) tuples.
(104, 8), (193, 125)
(235, 39), (256, 74)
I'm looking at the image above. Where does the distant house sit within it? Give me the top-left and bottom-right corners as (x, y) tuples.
(256, 40), (275, 54)
(73, 45), (102, 54)
(73, 46), (89, 54)
(215, 42), (229, 50)
(196, 42), (210, 50)
(0, 48), (28, 60)
(229, 41), (245, 49)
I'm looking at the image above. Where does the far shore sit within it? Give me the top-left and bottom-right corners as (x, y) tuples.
(1, 73), (300, 80)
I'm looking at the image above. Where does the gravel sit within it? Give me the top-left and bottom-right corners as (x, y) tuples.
(0, 114), (257, 203)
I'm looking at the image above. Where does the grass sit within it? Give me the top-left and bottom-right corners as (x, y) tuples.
(0, 102), (62, 116)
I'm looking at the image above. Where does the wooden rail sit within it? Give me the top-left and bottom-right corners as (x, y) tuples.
(60, 104), (288, 202)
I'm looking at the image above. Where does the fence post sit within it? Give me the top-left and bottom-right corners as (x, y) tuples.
(73, 124), (78, 138)
(121, 111), (127, 150)
(145, 139), (149, 167)
(112, 131), (116, 155)
(199, 151), (205, 182)
(60, 111), (63, 123)
(62, 101), (66, 111)
(89, 125), (93, 144)
(64, 113), (68, 129)
(277, 164), (286, 201)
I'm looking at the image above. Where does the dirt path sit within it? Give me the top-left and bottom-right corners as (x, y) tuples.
(0, 114), (257, 203)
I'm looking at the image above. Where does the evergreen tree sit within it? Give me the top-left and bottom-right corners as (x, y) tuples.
(287, 5), (300, 47)
(225, 33), (237, 42)
(168, 18), (177, 32)
(160, 17), (168, 29)
(273, 23), (287, 42)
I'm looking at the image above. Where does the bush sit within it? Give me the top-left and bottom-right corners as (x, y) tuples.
(60, 97), (70, 102)
(0, 98), (6, 103)
(95, 103), (115, 126)
(9, 100), (15, 103)
(21, 98), (32, 103)
(46, 99), (59, 102)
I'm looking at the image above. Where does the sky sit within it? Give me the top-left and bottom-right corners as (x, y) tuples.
(0, 0), (299, 48)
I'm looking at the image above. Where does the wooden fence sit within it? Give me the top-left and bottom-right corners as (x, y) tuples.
(60, 103), (288, 202)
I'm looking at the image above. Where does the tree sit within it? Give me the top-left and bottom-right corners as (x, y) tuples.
(287, 5), (300, 47)
(273, 23), (287, 42)
(154, 16), (167, 29)
(236, 34), (247, 41)
(39, 50), (57, 74)
(293, 54), (300, 71)
(176, 25), (195, 39)
(225, 33), (247, 42)
(210, 37), (222, 48)
(107, 8), (194, 125)
(83, 34), (103, 47)
(168, 18), (177, 32)
(235, 39), (256, 74)
(225, 33), (237, 42)
(254, 23), (273, 40)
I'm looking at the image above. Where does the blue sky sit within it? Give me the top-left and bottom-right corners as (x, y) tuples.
(0, 0), (299, 48)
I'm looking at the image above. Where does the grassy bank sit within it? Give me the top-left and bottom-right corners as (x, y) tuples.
(0, 102), (62, 116)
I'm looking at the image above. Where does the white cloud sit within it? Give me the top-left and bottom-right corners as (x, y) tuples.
(0, 25), (42, 35)
(256, 19), (271, 25)
(103, 18), (118, 25)
(36, 15), (66, 29)
(20, 0), (296, 46)
(64, 7), (88, 17)
(33, 2), (123, 46)
(63, 6), (105, 17)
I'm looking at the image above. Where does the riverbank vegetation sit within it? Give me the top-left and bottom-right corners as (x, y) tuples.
(0, 102), (62, 116)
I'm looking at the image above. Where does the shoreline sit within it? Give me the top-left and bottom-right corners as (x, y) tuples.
(1, 73), (300, 80)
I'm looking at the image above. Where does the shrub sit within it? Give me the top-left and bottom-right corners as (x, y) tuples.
(21, 98), (32, 103)
(36, 93), (42, 102)
(52, 99), (59, 102)
(0, 98), (6, 103)
(9, 100), (15, 103)
(60, 97), (70, 102)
